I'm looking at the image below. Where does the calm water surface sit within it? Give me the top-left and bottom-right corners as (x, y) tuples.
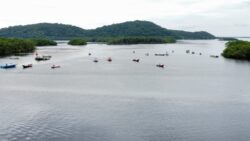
(0, 39), (250, 141)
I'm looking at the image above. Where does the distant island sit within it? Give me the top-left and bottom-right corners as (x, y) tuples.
(31, 39), (57, 46)
(68, 39), (87, 45)
(222, 40), (250, 60)
(218, 37), (238, 41)
(107, 37), (176, 45)
(0, 20), (215, 40)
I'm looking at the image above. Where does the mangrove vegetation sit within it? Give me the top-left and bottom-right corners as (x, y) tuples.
(68, 39), (87, 45)
(107, 37), (176, 45)
(222, 40), (250, 60)
(31, 39), (57, 46)
(0, 38), (35, 56)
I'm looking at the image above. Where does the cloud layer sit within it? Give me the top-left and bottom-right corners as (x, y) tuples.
(0, 0), (249, 36)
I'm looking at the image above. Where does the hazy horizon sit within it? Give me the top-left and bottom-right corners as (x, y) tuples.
(1, 0), (250, 37)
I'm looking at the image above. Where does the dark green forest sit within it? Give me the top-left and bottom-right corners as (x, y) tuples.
(0, 21), (215, 40)
(0, 38), (35, 56)
(222, 40), (250, 60)
(107, 37), (176, 45)
(68, 39), (87, 45)
(0, 23), (87, 40)
(31, 39), (57, 46)
(218, 37), (238, 41)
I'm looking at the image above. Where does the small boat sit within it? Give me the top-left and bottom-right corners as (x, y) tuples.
(0, 63), (16, 69)
(132, 59), (140, 63)
(43, 55), (52, 59)
(51, 65), (61, 69)
(210, 55), (219, 58)
(199, 53), (202, 55)
(35, 56), (51, 61)
(93, 58), (99, 63)
(186, 50), (190, 54)
(155, 53), (168, 56)
(192, 52), (195, 54)
(23, 64), (32, 69)
(9, 57), (19, 60)
(107, 57), (112, 62)
(88, 53), (92, 56)
(156, 64), (164, 68)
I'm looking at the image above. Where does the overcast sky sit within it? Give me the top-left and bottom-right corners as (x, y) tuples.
(0, 0), (250, 36)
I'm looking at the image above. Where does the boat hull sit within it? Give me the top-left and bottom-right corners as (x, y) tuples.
(0, 64), (16, 69)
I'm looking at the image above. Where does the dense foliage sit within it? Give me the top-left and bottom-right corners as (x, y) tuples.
(88, 21), (215, 39)
(171, 30), (216, 39)
(87, 21), (174, 37)
(0, 21), (215, 40)
(0, 38), (35, 56)
(107, 37), (176, 45)
(222, 40), (250, 60)
(68, 39), (87, 45)
(31, 39), (57, 46)
(0, 23), (87, 40)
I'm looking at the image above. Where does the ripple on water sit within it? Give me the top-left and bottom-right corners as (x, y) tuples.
(0, 106), (77, 141)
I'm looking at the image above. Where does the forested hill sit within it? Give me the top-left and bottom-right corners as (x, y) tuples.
(86, 21), (175, 37)
(0, 21), (215, 40)
(0, 23), (87, 40)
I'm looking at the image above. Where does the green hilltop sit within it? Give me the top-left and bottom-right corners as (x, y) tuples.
(0, 23), (87, 40)
(0, 20), (215, 40)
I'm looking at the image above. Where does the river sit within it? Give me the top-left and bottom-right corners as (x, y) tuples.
(0, 39), (250, 141)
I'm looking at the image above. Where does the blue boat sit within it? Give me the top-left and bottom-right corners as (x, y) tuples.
(0, 64), (16, 69)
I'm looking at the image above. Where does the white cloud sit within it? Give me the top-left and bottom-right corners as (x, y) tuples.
(0, 0), (249, 36)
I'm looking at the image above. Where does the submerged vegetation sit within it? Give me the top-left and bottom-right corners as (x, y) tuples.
(0, 38), (35, 56)
(68, 39), (87, 45)
(31, 39), (57, 46)
(222, 40), (250, 60)
(107, 37), (176, 45)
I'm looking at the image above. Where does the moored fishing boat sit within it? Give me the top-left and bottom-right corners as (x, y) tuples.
(43, 55), (52, 58)
(51, 65), (61, 69)
(155, 53), (168, 56)
(0, 64), (16, 69)
(9, 57), (19, 60)
(132, 59), (140, 63)
(210, 55), (219, 58)
(35, 56), (51, 61)
(107, 57), (112, 62)
(93, 58), (99, 63)
(156, 64), (164, 68)
(23, 64), (33, 69)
